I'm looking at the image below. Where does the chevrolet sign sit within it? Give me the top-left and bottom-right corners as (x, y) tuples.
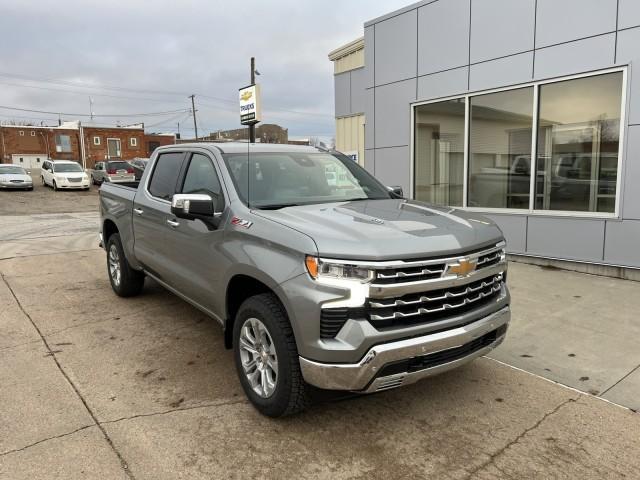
(239, 84), (262, 125)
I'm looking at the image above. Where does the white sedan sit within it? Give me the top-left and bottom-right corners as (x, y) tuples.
(0, 165), (33, 190)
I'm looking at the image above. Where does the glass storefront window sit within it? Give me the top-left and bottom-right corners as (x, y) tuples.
(468, 87), (534, 209)
(414, 98), (465, 206)
(412, 70), (623, 214)
(535, 72), (622, 213)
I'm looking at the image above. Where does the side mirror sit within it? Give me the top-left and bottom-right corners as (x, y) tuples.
(387, 185), (404, 198)
(171, 193), (221, 228)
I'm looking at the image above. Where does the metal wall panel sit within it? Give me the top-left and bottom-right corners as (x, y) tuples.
(374, 10), (418, 86)
(374, 78), (416, 148)
(620, 126), (640, 220)
(364, 26), (375, 88)
(526, 217), (605, 262)
(469, 51), (533, 91)
(483, 214), (528, 253)
(603, 220), (640, 267)
(417, 66), (468, 101)
(417, 0), (470, 75)
(470, 0), (535, 63)
(334, 72), (351, 118)
(534, 34), (615, 79)
(619, 0), (640, 30)
(364, 89), (375, 150)
(373, 146), (411, 195)
(350, 68), (366, 114)
(364, 148), (375, 174)
(535, 0), (617, 48)
(616, 27), (640, 125)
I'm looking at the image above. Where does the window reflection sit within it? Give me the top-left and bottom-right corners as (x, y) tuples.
(414, 99), (465, 206)
(535, 73), (622, 213)
(468, 87), (534, 209)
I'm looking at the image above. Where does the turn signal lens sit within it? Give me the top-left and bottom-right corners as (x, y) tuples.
(305, 256), (318, 279)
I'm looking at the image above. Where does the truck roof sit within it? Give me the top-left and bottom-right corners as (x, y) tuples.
(172, 142), (322, 154)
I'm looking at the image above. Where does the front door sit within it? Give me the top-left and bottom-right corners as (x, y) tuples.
(107, 138), (121, 159)
(132, 151), (186, 280)
(161, 151), (228, 316)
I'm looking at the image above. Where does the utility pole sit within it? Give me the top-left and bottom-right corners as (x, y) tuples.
(249, 57), (256, 143)
(189, 94), (198, 140)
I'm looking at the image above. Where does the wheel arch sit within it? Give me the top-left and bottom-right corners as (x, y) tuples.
(224, 273), (294, 350)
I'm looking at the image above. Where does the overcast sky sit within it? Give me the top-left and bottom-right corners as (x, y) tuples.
(0, 0), (410, 140)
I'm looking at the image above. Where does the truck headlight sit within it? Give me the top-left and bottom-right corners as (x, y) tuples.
(305, 256), (374, 283)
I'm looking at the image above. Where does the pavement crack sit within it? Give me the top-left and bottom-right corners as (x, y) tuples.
(100, 398), (248, 426)
(0, 425), (94, 457)
(0, 273), (137, 480)
(465, 396), (579, 479)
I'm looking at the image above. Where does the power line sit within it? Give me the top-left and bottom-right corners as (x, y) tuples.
(0, 105), (190, 118)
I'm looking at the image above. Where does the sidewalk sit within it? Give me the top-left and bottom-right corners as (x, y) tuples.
(489, 261), (640, 411)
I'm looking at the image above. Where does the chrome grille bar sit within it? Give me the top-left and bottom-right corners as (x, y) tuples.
(370, 275), (501, 309)
(369, 282), (502, 321)
(377, 266), (445, 279)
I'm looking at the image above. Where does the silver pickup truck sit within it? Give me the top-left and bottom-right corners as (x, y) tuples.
(99, 143), (510, 416)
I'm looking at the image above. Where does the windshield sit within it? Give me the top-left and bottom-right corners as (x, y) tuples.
(54, 163), (83, 173)
(0, 166), (27, 175)
(223, 152), (391, 208)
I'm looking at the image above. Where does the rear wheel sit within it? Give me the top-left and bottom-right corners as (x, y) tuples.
(233, 293), (309, 417)
(106, 233), (144, 297)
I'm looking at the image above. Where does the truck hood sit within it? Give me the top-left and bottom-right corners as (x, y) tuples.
(255, 199), (504, 260)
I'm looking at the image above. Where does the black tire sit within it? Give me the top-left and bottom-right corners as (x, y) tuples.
(233, 293), (309, 417)
(41, 176), (46, 186)
(106, 233), (145, 297)
(52, 180), (58, 191)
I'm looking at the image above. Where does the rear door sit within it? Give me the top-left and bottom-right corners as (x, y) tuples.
(132, 151), (187, 280)
(160, 151), (229, 314)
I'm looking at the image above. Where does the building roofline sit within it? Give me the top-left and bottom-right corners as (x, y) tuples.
(364, 0), (432, 27)
(328, 37), (364, 61)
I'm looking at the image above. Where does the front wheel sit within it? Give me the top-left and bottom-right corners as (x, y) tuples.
(233, 293), (309, 417)
(52, 180), (58, 191)
(106, 233), (145, 297)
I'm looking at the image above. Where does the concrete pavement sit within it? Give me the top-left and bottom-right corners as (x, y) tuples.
(1, 212), (639, 479)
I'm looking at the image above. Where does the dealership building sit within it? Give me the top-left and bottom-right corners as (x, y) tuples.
(330, 0), (640, 272)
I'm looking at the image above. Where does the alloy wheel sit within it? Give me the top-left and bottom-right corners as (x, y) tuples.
(108, 244), (121, 287)
(239, 317), (279, 398)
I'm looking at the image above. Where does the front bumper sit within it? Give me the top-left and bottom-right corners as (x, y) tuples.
(56, 181), (90, 189)
(0, 181), (32, 189)
(299, 306), (510, 393)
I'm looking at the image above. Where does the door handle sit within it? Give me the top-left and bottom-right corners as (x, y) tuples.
(166, 219), (180, 228)
(133, 208), (144, 216)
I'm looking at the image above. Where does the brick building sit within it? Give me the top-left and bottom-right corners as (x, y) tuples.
(0, 122), (175, 169)
(205, 123), (288, 144)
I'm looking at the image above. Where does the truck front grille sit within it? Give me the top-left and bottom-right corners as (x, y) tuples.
(366, 275), (503, 329)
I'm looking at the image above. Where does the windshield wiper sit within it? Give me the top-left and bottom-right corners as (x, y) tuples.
(253, 202), (302, 210)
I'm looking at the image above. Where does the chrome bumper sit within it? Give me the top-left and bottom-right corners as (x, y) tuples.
(299, 306), (510, 393)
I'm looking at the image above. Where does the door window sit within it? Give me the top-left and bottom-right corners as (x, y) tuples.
(148, 152), (185, 201)
(181, 153), (223, 204)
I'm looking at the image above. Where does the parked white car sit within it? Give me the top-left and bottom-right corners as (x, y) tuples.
(41, 160), (90, 190)
(0, 164), (33, 190)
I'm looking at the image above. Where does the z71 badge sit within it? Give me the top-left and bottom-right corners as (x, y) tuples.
(231, 216), (253, 228)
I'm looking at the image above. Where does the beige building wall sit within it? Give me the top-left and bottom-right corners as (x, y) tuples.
(336, 115), (365, 166)
(329, 37), (366, 166)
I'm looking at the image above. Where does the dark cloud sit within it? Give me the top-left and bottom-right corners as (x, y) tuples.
(0, 0), (409, 139)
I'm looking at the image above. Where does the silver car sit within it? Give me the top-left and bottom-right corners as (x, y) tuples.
(0, 165), (33, 190)
(92, 160), (136, 185)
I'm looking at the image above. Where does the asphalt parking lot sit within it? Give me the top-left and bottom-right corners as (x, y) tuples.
(0, 193), (639, 479)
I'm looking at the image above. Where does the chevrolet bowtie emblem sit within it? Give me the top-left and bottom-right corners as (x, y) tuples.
(446, 258), (477, 277)
(240, 91), (253, 101)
